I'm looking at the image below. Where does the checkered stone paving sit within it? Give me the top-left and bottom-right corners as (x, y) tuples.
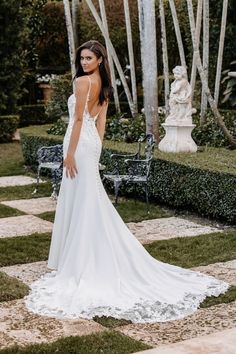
(0, 176), (44, 188)
(0, 215), (53, 238)
(1, 197), (57, 215)
(127, 217), (222, 244)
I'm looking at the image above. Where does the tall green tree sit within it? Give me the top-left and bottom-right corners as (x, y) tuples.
(0, 0), (29, 114)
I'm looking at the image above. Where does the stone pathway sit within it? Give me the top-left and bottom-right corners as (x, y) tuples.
(0, 197), (223, 242)
(193, 260), (236, 286)
(2, 197), (57, 215)
(0, 175), (44, 188)
(0, 215), (52, 238)
(0, 174), (235, 352)
(127, 217), (222, 244)
(118, 301), (236, 347)
(135, 327), (236, 354)
(1, 261), (48, 286)
(0, 299), (105, 349)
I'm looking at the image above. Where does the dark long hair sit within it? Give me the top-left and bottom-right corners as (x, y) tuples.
(74, 40), (113, 105)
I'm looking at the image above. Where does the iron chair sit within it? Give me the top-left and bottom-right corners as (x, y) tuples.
(33, 144), (63, 199)
(103, 134), (155, 211)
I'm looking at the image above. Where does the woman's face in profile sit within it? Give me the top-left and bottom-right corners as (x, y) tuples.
(80, 49), (101, 74)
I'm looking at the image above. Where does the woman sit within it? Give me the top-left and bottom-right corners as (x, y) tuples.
(25, 40), (228, 323)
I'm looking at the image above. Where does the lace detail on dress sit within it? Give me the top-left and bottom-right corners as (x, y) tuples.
(25, 269), (229, 323)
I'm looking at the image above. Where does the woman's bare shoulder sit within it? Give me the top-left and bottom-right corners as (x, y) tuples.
(74, 76), (90, 93)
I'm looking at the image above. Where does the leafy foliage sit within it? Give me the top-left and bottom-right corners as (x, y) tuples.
(36, 1), (70, 71)
(0, 116), (19, 143)
(46, 118), (67, 136)
(45, 72), (72, 120)
(105, 114), (146, 142)
(192, 110), (236, 147)
(18, 104), (50, 127)
(0, 0), (29, 114)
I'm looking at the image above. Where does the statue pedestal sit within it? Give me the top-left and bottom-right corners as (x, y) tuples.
(158, 123), (198, 153)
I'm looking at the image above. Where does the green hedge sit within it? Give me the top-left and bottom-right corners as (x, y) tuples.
(18, 104), (54, 127)
(19, 125), (236, 224)
(0, 115), (19, 143)
(101, 148), (236, 224)
(20, 125), (63, 169)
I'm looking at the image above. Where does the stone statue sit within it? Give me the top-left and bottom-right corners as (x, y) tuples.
(166, 66), (193, 125)
(158, 65), (198, 153)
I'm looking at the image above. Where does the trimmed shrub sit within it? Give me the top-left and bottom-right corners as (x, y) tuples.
(20, 125), (63, 169)
(101, 148), (236, 224)
(20, 125), (236, 224)
(18, 104), (52, 127)
(0, 115), (19, 143)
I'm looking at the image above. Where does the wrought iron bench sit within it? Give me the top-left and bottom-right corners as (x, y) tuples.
(103, 134), (155, 210)
(33, 144), (63, 199)
(33, 144), (106, 199)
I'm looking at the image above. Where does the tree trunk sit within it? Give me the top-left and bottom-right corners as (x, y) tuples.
(137, 0), (159, 140)
(200, 0), (209, 124)
(168, 0), (186, 68)
(190, 0), (202, 101)
(98, 0), (120, 113)
(186, 0), (236, 148)
(85, 0), (135, 117)
(214, 0), (228, 106)
(123, 0), (138, 115)
(159, 0), (170, 116)
(71, 0), (79, 49)
(63, 0), (76, 90)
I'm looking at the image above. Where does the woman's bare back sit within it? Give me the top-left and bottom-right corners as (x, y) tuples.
(86, 76), (103, 118)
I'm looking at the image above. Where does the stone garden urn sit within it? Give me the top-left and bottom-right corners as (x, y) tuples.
(39, 83), (54, 104)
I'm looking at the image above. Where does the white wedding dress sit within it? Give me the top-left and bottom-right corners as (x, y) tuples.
(25, 77), (229, 323)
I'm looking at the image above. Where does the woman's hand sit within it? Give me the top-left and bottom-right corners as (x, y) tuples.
(63, 154), (78, 179)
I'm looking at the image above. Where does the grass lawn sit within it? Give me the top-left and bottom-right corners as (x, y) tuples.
(0, 233), (51, 267)
(0, 331), (151, 354)
(0, 204), (24, 218)
(1, 230), (235, 271)
(37, 211), (55, 223)
(104, 140), (236, 175)
(0, 142), (25, 176)
(0, 183), (52, 202)
(0, 272), (29, 302)
(38, 197), (173, 224)
(145, 230), (236, 268)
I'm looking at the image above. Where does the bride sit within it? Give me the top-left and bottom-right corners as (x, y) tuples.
(25, 40), (228, 323)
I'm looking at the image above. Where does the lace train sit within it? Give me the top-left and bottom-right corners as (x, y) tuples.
(25, 269), (228, 323)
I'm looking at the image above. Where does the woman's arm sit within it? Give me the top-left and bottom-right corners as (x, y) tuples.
(63, 77), (89, 179)
(96, 102), (108, 144)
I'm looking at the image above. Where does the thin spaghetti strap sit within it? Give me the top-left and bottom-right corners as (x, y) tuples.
(86, 75), (92, 105)
(94, 104), (104, 120)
